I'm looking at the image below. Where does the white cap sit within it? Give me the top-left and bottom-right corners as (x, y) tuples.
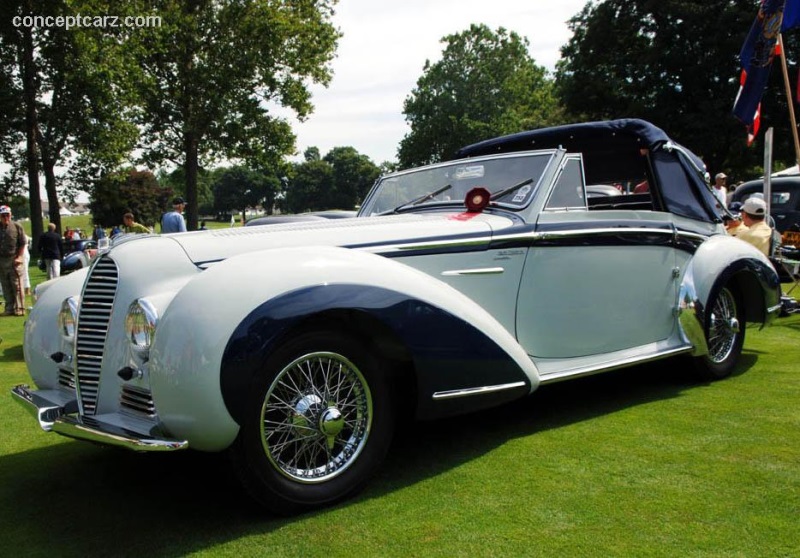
(715, 172), (727, 180)
(743, 196), (767, 217)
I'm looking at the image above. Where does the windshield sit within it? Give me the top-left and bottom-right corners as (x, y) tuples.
(359, 152), (554, 216)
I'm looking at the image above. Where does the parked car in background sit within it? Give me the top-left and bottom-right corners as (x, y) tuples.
(14, 119), (780, 515)
(731, 176), (800, 233)
(61, 239), (98, 275)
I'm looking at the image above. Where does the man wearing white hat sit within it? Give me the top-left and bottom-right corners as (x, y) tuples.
(0, 204), (28, 316)
(713, 172), (728, 209)
(736, 197), (772, 256)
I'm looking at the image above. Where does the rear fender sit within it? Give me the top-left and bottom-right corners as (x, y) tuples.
(678, 235), (780, 356)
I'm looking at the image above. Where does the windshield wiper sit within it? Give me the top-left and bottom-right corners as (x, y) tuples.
(379, 184), (452, 215)
(489, 177), (535, 202)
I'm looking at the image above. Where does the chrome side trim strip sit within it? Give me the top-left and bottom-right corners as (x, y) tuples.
(364, 227), (708, 255)
(441, 267), (505, 276)
(432, 381), (527, 400)
(537, 346), (693, 385)
(537, 227), (672, 238)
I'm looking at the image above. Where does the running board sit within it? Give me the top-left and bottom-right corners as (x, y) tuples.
(534, 345), (693, 386)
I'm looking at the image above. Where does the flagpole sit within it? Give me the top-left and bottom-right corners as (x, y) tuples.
(778, 33), (800, 166)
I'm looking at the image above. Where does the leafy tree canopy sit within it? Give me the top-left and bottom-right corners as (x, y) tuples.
(133, 0), (340, 230)
(212, 166), (279, 223)
(399, 23), (563, 167)
(0, 0), (139, 243)
(285, 147), (379, 213)
(555, 0), (799, 179)
(90, 169), (172, 228)
(323, 147), (381, 209)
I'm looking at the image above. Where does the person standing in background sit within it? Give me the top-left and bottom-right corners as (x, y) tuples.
(39, 223), (63, 280)
(161, 197), (187, 233)
(123, 212), (151, 234)
(0, 205), (28, 316)
(21, 241), (31, 296)
(712, 173), (728, 209)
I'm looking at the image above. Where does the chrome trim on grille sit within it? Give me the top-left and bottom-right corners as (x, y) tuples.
(57, 367), (76, 391)
(75, 257), (119, 415)
(120, 385), (156, 418)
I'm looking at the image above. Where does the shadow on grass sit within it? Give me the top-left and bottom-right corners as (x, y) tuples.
(0, 342), (24, 363)
(0, 355), (758, 556)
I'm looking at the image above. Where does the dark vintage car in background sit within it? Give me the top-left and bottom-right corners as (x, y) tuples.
(61, 239), (98, 274)
(731, 176), (800, 234)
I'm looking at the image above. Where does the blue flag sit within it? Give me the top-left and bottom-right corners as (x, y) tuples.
(783, 0), (800, 29)
(733, 0), (786, 125)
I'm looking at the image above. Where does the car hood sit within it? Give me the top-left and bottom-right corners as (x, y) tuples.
(152, 212), (516, 265)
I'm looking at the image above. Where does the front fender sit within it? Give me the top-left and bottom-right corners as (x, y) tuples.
(150, 246), (538, 451)
(678, 235), (781, 356)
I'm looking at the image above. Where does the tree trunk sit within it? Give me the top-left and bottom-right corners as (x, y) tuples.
(184, 132), (199, 231)
(42, 156), (62, 233)
(19, 20), (43, 255)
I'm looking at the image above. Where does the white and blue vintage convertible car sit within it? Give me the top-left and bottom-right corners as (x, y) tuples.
(13, 119), (781, 513)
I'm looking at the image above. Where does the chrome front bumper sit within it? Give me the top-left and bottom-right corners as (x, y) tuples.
(12, 384), (188, 452)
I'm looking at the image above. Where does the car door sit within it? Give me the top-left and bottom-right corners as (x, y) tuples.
(516, 157), (679, 359)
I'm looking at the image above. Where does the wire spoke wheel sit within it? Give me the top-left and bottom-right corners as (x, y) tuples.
(707, 287), (740, 364)
(260, 352), (372, 483)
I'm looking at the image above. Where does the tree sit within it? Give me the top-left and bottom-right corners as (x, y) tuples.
(212, 166), (275, 224)
(159, 167), (215, 216)
(399, 24), (563, 167)
(134, 0), (340, 230)
(0, 0), (139, 251)
(555, 0), (796, 178)
(304, 146), (321, 162)
(285, 159), (332, 213)
(285, 147), (380, 213)
(90, 169), (172, 229)
(323, 147), (380, 209)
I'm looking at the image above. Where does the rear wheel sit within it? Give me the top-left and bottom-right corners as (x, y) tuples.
(232, 330), (394, 515)
(694, 286), (745, 380)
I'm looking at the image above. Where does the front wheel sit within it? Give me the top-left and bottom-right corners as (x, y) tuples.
(231, 330), (394, 515)
(694, 286), (745, 380)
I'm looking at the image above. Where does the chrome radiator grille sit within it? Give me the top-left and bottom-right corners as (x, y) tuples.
(75, 256), (119, 415)
(58, 368), (76, 390)
(120, 386), (156, 418)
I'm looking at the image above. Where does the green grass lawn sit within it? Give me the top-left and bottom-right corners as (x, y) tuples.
(1, 276), (798, 557)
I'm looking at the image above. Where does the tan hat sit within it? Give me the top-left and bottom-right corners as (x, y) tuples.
(742, 196), (766, 216)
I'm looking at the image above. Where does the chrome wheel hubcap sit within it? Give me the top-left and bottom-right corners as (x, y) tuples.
(708, 288), (738, 364)
(260, 352), (372, 483)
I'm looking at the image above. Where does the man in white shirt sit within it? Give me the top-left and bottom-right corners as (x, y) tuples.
(712, 172), (728, 209)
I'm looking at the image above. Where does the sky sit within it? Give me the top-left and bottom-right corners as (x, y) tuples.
(282, 0), (589, 164)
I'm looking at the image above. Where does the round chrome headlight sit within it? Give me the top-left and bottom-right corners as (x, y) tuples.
(125, 299), (158, 350)
(57, 297), (79, 339)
